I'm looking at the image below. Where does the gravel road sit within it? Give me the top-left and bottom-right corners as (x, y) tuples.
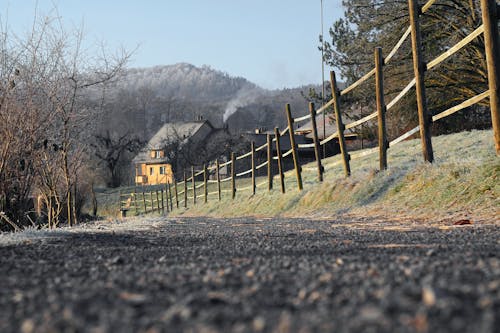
(0, 216), (498, 333)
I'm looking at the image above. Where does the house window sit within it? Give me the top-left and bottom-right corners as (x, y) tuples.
(149, 167), (154, 176)
(155, 150), (162, 158)
(159, 166), (166, 175)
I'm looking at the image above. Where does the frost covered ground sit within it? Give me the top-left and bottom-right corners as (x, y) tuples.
(0, 216), (498, 332)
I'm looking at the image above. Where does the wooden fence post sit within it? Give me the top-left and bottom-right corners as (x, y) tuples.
(267, 134), (273, 191)
(118, 190), (122, 217)
(168, 182), (173, 211)
(203, 164), (208, 203)
(251, 141), (256, 195)
(156, 190), (161, 212)
(174, 179), (179, 209)
(375, 47), (388, 170)
(481, 0), (500, 155)
(133, 187), (138, 215)
(216, 159), (221, 201)
(142, 187), (147, 213)
(191, 166), (196, 205)
(164, 184), (169, 213)
(183, 171), (187, 208)
(330, 71), (351, 176)
(309, 102), (324, 182)
(161, 189), (165, 213)
(409, 0), (434, 162)
(150, 191), (154, 212)
(231, 152), (236, 199)
(274, 127), (285, 194)
(285, 104), (303, 191)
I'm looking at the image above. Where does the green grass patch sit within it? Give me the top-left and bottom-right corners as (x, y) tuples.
(95, 129), (499, 221)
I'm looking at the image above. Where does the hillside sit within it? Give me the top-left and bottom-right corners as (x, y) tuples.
(170, 129), (499, 223)
(97, 63), (320, 140)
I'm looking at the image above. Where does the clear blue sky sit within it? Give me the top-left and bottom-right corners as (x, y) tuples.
(2, 0), (344, 89)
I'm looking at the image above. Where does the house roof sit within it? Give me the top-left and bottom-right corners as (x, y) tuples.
(133, 120), (213, 163)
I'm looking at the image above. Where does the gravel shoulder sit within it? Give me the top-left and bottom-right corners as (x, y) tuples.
(0, 216), (499, 333)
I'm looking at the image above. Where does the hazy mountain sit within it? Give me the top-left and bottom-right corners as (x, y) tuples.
(98, 63), (320, 139)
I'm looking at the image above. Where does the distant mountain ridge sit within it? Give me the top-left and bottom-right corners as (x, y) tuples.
(99, 63), (321, 139)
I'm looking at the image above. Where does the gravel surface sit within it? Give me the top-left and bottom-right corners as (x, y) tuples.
(0, 216), (499, 333)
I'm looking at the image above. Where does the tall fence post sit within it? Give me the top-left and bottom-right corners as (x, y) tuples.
(231, 152), (236, 199)
(309, 102), (324, 182)
(267, 134), (273, 191)
(274, 127), (285, 194)
(375, 47), (388, 170)
(156, 190), (161, 212)
(286, 104), (303, 191)
(203, 164), (208, 203)
(251, 141), (256, 195)
(150, 191), (154, 212)
(216, 159), (221, 201)
(409, 0), (434, 163)
(481, 0), (500, 155)
(330, 71), (351, 176)
(174, 179), (179, 209)
(191, 166), (196, 205)
(183, 171), (187, 208)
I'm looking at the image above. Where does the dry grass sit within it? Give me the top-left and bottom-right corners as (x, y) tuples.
(169, 129), (499, 222)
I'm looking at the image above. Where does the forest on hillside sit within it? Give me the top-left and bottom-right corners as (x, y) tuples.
(96, 63), (320, 140)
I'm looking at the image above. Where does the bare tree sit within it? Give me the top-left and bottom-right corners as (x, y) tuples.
(92, 131), (144, 187)
(0, 11), (130, 230)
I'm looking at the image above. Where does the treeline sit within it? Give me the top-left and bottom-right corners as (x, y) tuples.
(0, 14), (129, 230)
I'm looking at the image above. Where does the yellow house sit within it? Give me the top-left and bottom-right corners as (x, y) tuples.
(133, 120), (214, 186)
(134, 149), (173, 185)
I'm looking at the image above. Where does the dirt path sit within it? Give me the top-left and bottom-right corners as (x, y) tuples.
(0, 217), (498, 332)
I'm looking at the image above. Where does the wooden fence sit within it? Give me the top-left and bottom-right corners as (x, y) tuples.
(121, 0), (500, 216)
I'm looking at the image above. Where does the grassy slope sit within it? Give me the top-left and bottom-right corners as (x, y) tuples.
(169, 129), (499, 222)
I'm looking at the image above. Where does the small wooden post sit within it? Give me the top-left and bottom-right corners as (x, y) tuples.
(274, 127), (285, 194)
(267, 134), (273, 191)
(142, 187), (147, 213)
(183, 171), (188, 208)
(156, 190), (161, 212)
(375, 47), (388, 170)
(150, 191), (154, 212)
(409, 0), (434, 163)
(251, 141), (256, 195)
(118, 190), (122, 217)
(481, 0), (500, 155)
(309, 102), (324, 182)
(161, 189), (165, 213)
(216, 159), (221, 201)
(133, 187), (138, 215)
(203, 164), (208, 203)
(166, 183), (170, 213)
(168, 182), (173, 211)
(285, 104), (303, 191)
(330, 71), (351, 177)
(231, 152), (236, 199)
(174, 179), (179, 209)
(191, 166), (196, 205)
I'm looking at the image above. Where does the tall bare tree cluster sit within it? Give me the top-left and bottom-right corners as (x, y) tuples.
(0, 14), (128, 230)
